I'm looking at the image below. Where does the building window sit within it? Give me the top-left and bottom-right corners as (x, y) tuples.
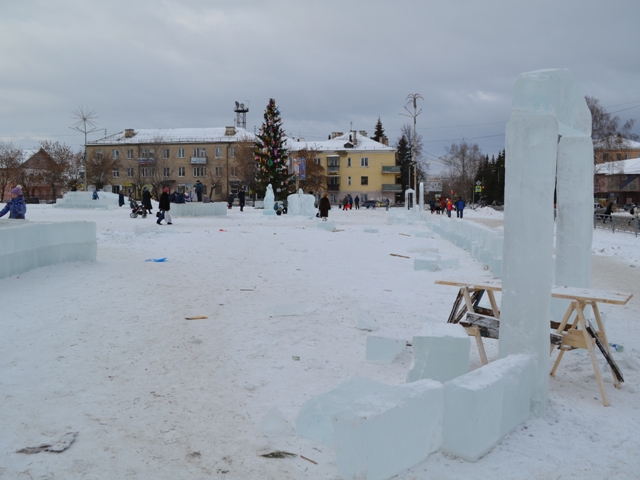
(112, 170), (119, 178)
(193, 166), (206, 177)
(327, 156), (339, 167)
(230, 167), (237, 177)
(215, 147), (222, 158)
(127, 168), (134, 177)
(193, 148), (206, 158)
(602, 153), (609, 162)
(126, 149), (134, 159)
(215, 166), (223, 176)
(141, 167), (154, 177)
(347, 157), (351, 167)
(163, 167), (170, 177)
(162, 148), (170, 159)
(315, 157), (321, 164)
(177, 148), (185, 158)
(361, 176), (368, 185)
(178, 167), (185, 177)
(347, 176), (351, 186)
(96, 149), (103, 159)
(360, 157), (369, 167)
(230, 147), (237, 158)
(112, 149), (119, 160)
(616, 153), (622, 160)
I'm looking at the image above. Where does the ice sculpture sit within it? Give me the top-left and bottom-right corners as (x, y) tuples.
(500, 69), (593, 416)
(287, 189), (317, 216)
(263, 184), (275, 215)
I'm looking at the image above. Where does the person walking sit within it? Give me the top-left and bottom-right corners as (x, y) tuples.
(347, 194), (353, 210)
(628, 203), (639, 225)
(446, 198), (453, 218)
(228, 192), (235, 209)
(92, 188), (99, 200)
(440, 197), (446, 214)
(142, 187), (153, 215)
(342, 196), (349, 210)
(118, 191), (125, 207)
(456, 198), (466, 218)
(319, 193), (331, 221)
(430, 199), (435, 214)
(237, 188), (246, 212)
(385, 198), (390, 211)
(157, 187), (172, 225)
(603, 202), (613, 224)
(195, 180), (203, 202)
(354, 195), (360, 210)
(0, 187), (26, 219)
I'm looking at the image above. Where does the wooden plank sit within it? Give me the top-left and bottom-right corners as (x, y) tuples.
(551, 286), (632, 305)
(435, 279), (503, 292)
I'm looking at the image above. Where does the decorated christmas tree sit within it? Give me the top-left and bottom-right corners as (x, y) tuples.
(254, 98), (291, 200)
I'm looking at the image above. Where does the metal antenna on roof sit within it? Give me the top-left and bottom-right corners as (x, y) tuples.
(234, 101), (249, 129)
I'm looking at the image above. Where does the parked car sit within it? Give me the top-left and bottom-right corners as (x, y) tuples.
(362, 200), (382, 209)
(594, 203), (606, 214)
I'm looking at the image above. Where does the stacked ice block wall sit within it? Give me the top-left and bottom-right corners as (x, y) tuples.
(427, 216), (503, 277)
(54, 191), (120, 209)
(171, 202), (227, 216)
(0, 221), (97, 278)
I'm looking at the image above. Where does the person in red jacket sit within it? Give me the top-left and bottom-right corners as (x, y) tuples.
(446, 198), (453, 218)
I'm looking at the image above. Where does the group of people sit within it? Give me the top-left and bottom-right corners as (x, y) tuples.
(340, 194), (359, 210)
(0, 185), (27, 220)
(429, 197), (466, 218)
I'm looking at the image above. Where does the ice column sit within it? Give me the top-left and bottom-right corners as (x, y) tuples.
(500, 69), (592, 416)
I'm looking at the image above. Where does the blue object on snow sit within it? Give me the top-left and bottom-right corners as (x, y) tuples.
(145, 257), (167, 262)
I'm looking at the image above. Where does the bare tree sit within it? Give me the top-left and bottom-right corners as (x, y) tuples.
(294, 148), (327, 195)
(143, 137), (174, 199)
(442, 140), (484, 200)
(38, 140), (82, 198)
(86, 149), (120, 190)
(587, 95), (638, 163)
(0, 142), (23, 201)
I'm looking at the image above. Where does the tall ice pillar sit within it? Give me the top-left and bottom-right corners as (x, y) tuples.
(499, 69), (593, 416)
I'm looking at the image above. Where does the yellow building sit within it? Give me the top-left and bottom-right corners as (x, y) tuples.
(85, 126), (255, 201)
(287, 131), (399, 204)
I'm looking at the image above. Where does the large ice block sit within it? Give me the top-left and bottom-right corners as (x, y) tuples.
(406, 323), (470, 383)
(287, 189), (317, 216)
(442, 353), (534, 462)
(333, 379), (443, 480)
(316, 221), (336, 231)
(296, 377), (392, 445)
(413, 253), (440, 271)
(365, 332), (408, 364)
(171, 202), (227, 216)
(501, 69), (592, 415)
(0, 221), (97, 279)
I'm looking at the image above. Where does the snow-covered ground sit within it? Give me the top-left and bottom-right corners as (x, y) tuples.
(1, 204), (639, 479)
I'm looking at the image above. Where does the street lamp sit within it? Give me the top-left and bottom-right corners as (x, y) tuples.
(401, 94), (423, 211)
(70, 107), (99, 191)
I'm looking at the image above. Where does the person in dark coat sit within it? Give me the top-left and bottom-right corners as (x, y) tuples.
(118, 191), (125, 207)
(603, 202), (613, 224)
(157, 187), (172, 225)
(319, 193), (331, 221)
(237, 189), (246, 212)
(228, 192), (235, 209)
(0, 187), (27, 219)
(456, 198), (466, 218)
(195, 180), (203, 202)
(354, 195), (360, 209)
(142, 187), (153, 214)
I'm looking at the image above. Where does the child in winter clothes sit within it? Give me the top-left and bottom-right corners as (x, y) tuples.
(0, 187), (27, 219)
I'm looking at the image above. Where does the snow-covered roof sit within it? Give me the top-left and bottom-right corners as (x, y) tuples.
(88, 127), (256, 145)
(286, 132), (395, 153)
(593, 136), (640, 151)
(595, 157), (640, 175)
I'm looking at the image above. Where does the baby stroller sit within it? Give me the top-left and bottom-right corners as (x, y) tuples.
(129, 198), (147, 218)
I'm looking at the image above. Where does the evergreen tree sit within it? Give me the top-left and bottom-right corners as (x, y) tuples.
(395, 135), (412, 197)
(372, 117), (386, 144)
(254, 98), (291, 200)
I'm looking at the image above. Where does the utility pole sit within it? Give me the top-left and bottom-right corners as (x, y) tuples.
(401, 94), (423, 210)
(70, 106), (99, 191)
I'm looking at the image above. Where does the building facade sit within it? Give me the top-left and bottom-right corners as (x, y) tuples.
(86, 126), (256, 201)
(594, 137), (640, 206)
(287, 131), (399, 204)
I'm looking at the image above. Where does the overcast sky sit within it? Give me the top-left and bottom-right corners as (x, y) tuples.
(2, 0), (639, 173)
